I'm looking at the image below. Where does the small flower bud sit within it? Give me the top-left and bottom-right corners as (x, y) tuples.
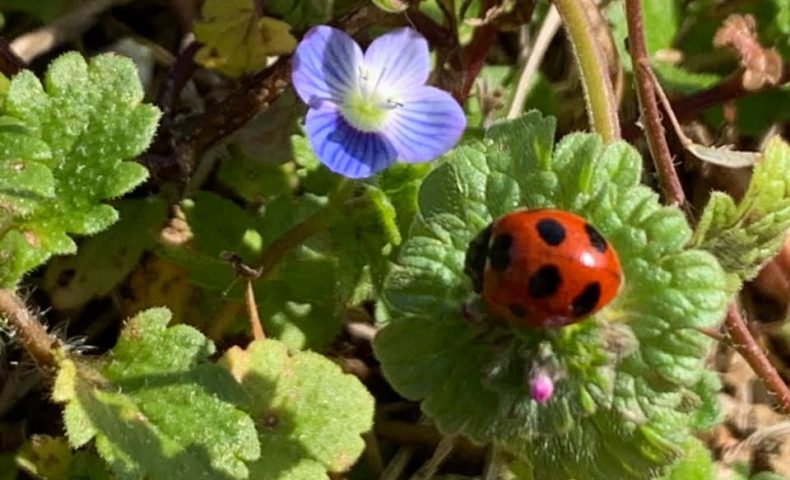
(529, 372), (554, 404)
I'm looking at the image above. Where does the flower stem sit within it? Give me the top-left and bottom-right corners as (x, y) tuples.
(255, 180), (352, 282)
(245, 280), (265, 340)
(0, 289), (59, 373)
(725, 304), (790, 415)
(552, 0), (621, 142)
(255, 208), (335, 281)
(507, 5), (562, 120)
(624, 0), (687, 209)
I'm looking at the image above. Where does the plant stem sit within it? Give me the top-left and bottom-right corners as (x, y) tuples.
(245, 280), (265, 340)
(622, 64), (790, 141)
(255, 180), (351, 282)
(725, 303), (790, 415)
(0, 289), (58, 372)
(552, 0), (621, 142)
(624, 0), (687, 209)
(507, 5), (562, 119)
(255, 207), (335, 282)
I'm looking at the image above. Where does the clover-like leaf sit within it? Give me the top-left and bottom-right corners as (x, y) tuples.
(692, 136), (790, 284)
(374, 111), (729, 479)
(0, 52), (160, 287)
(52, 308), (260, 480)
(221, 339), (374, 480)
(194, 0), (297, 77)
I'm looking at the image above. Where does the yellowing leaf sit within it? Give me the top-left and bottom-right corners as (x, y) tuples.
(194, 0), (297, 77)
(15, 436), (71, 480)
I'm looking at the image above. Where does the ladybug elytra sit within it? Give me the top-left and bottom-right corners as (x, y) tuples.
(464, 209), (622, 328)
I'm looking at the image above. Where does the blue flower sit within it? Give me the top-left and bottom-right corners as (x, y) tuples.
(292, 26), (466, 179)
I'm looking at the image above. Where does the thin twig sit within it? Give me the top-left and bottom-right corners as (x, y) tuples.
(409, 435), (457, 480)
(255, 207), (335, 282)
(622, 65), (790, 140)
(380, 444), (416, 480)
(0, 290), (58, 373)
(725, 303), (790, 416)
(507, 5), (561, 119)
(624, 0), (687, 209)
(553, 0), (621, 142)
(244, 280), (265, 340)
(10, 0), (133, 63)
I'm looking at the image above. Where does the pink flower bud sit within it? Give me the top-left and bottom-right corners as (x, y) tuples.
(530, 373), (554, 404)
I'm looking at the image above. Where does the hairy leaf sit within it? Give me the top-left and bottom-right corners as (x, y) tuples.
(374, 112), (728, 479)
(693, 137), (790, 283)
(53, 308), (260, 480)
(222, 339), (374, 479)
(0, 52), (160, 287)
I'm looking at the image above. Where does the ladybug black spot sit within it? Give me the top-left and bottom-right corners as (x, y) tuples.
(572, 282), (601, 316)
(527, 264), (562, 298)
(509, 303), (526, 318)
(489, 233), (513, 271)
(465, 225), (492, 292)
(584, 223), (607, 253)
(536, 218), (566, 246)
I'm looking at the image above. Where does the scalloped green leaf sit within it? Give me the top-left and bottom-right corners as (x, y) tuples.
(374, 112), (728, 479)
(221, 339), (374, 480)
(692, 137), (790, 283)
(0, 52), (161, 287)
(52, 308), (260, 480)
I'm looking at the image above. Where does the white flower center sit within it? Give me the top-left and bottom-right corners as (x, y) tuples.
(340, 67), (403, 132)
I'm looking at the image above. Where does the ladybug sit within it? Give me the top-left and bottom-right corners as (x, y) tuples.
(464, 209), (622, 328)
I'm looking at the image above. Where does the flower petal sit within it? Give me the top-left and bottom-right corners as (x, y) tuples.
(306, 108), (398, 178)
(383, 86), (466, 162)
(292, 26), (363, 109)
(364, 28), (430, 95)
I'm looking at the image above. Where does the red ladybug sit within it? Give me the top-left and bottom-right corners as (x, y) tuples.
(464, 209), (622, 328)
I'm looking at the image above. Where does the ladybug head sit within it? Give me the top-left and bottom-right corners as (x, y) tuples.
(464, 223), (492, 293)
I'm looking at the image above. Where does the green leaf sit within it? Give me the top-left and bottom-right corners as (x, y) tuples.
(0, 52), (160, 287)
(53, 308), (260, 480)
(158, 191), (263, 293)
(657, 437), (715, 480)
(193, 0), (297, 77)
(15, 435), (112, 480)
(0, 453), (17, 480)
(693, 137), (790, 283)
(652, 62), (720, 95)
(374, 111), (728, 479)
(222, 339), (374, 480)
(266, 0), (334, 29)
(606, 0), (682, 71)
(43, 197), (168, 310)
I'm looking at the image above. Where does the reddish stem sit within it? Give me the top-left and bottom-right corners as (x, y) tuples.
(725, 304), (790, 415)
(624, 0), (687, 209)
